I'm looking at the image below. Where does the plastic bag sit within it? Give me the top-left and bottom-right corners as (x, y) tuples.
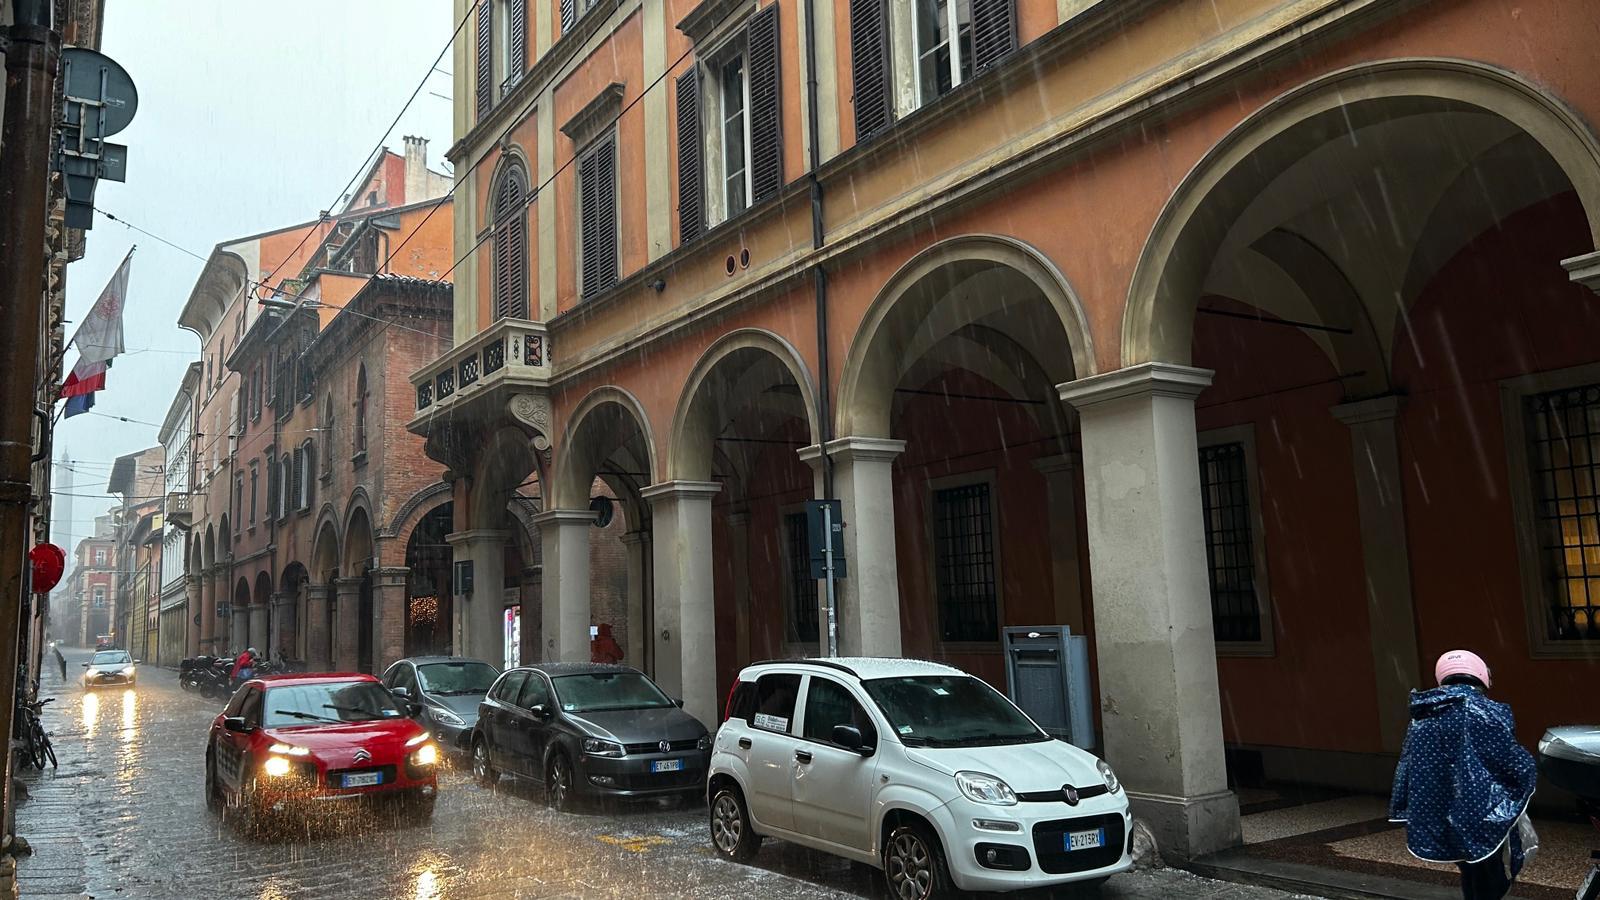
(1516, 812), (1540, 873)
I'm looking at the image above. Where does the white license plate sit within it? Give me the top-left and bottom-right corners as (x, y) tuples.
(651, 759), (684, 773)
(341, 771), (382, 788)
(1065, 828), (1104, 851)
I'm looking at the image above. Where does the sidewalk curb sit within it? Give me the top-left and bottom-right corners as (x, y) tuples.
(1185, 851), (1462, 900)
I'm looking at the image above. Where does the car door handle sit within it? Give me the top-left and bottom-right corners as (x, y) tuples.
(738, 737), (752, 750)
(794, 749), (813, 764)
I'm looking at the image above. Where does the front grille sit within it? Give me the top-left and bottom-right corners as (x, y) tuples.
(325, 765), (397, 788)
(1032, 814), (1126, 875)
(1017, 784), (1110, 803)
(622, 739), (700, 755)
(605, 768), (705, 791)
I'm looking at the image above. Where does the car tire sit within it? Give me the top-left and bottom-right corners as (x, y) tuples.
(708, 785), (760, 862)
(883, 822), (954, 900)
(546, 752), (576, 813)
(204, 748), (223, 814)
(471, 737), (498, 790)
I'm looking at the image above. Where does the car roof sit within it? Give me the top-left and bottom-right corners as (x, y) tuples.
(254, 672), (381, 688)
(740, 657), (966, 680)
(524, 662), (641, 677)
(395, 656), (492, 667)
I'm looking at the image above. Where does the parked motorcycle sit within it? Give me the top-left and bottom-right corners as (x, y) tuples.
(179, 655), (233, 700)
(1537, 725), (1600, 899)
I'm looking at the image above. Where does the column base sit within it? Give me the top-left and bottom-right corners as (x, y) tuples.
(1126, 789), (1241, 861)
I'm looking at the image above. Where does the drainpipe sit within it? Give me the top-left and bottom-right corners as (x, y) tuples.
(803, 0), (838, 655)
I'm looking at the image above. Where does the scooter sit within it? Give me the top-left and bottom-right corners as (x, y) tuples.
(1538, 725), (1600, 899)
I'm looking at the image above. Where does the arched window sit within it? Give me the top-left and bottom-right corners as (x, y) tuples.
(320, 394), (334, 476)
(353, 364), (369, 456)
(491, 162), (530, 320)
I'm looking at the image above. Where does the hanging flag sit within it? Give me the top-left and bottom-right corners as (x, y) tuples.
(63, 392), (96, 418)
(66, 247), (132, 365)
(60, 358), (108, 398)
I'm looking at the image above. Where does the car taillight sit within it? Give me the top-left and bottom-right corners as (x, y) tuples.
(723, 680), (740, 721)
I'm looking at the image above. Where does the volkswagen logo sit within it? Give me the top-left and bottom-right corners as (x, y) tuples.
(1063, 785), (1080, 806)
(658, 740), (671, 754)
(353, 748), (372, 764)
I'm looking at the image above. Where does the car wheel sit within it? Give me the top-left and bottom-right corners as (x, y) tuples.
(709, 786), (760, 862)
(205, 749), (223, 814)
(883, 823), (953, 900)
(546, 752), (575, 812)
(471, 738), (498, 789)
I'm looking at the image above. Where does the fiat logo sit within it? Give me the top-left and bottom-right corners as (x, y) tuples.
(1063, 785), (1080, 806)
(353, 748), (372, 763)
(658, 740), (671, 754)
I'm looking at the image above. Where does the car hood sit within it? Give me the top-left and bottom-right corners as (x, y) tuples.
(568, 706), (707, 744)
(425, 692), (484, 720)
(85, 664), (131, 676)
(905, 739), (1105, 792)
(264, 719), (428, 768)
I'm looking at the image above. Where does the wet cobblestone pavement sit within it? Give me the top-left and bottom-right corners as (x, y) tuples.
(15, 648), (1313, 899)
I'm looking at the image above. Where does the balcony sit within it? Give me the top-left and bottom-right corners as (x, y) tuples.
(407, 318), (553, 443)
(165, 491), (194, 524)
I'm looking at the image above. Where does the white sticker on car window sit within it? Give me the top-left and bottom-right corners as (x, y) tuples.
(932, 687), (950, 696)
(898, 725), (915, 735)
(753, 713), (789, 732)
(564, 703), (576, 711)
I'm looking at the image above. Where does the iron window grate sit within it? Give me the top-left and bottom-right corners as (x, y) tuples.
(933, 483), (998, 643)
(1527, 382), (1600, 641)
(785, 513), (818, 643)
(1199, 442), (1262, 643)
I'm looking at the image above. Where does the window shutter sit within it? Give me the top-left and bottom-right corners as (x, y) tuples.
(292, 447), (304, 513)
(848, 0), (892, 140)
(304, 444), (316, 508)
(675, 69), (703, 244)
(560, 0), (575, 34)
(580, 137), (618, 298)
(493, 168), (528, 319)
(509, 0), (528, 79)
(746, 5), (783, 202)
(970, 0), (1018, 74)
(265, 457), (277, 520)
(475, 0), (494, 120)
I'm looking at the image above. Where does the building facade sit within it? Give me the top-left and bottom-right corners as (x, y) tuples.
(107, 447), (163, 657)
(158, 363), (202, 663)
(63, 515), (116, 646)
(414, 0), (1600, 858)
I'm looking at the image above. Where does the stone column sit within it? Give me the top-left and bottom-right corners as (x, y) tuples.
(230, 596), (249, 656)
(798, 437), (906, 656)
(306, 584), (332, 671)
(201, 571), (218, 652)
(185, 579), (202, 657)
(333, 577), (363, 671)
(1033, 454), (1088, 633)
(1331, 395), (1423, 752)
(642, 481), (721, 728)
(535, 512), (594, 664)
(726, 510), (753, 665)
(520, 565), (543, 665)
(446, 530), (510, 667)
(249, 601), (269, 654)
(269, 591), (294, 661)
(621, 530), (651, 668)
(1059, 362), (1240, 859)
(372, 566), (410, 672)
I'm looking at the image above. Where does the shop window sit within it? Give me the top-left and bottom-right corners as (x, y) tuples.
(932, 480), (998, 644)
(1197, 426), (1273, 652)
(784, 512), (819, 644)
(1523, 380), (1600, 642)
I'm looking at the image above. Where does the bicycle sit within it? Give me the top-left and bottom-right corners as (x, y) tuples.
(14, 698), (56, 771)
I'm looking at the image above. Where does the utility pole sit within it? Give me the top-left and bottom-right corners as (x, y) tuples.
(0, 0), (60, 850)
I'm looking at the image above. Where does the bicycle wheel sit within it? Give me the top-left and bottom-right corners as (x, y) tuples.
(27, 721), (46, 770)
(40, 731), (55, 769)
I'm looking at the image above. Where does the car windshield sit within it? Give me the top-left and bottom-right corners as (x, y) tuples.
(551, 672), (674, 713)
(91, 651), (130, 667)
(263, 681), (407, 727)
(862, 675), (1047, 748)
(417, 661), (498, 695)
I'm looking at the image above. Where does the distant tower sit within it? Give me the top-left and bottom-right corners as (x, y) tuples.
(53, 444), (73, 556)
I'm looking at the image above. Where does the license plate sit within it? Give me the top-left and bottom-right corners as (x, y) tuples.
(1065, 828), (1105, 851)
(341, 771), (382, 788)
(651, 759), (683, 773)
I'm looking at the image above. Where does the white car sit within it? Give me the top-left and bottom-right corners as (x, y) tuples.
(82, 649), (137, 688)
(707, 658), (1132, 898)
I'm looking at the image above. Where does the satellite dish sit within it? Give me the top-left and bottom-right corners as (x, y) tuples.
(589, 496), (614, 528)
(61, 48), (139, 138)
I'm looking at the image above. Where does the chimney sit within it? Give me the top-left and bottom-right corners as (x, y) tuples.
(403, 135), (429, 204)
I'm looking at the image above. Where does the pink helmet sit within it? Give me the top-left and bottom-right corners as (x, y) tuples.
(1434, 649), (1491, 688)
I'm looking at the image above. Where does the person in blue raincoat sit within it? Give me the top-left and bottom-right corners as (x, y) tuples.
(1390, 650), (1537, 900)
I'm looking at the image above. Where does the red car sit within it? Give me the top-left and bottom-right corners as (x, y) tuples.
(205, 673), (439, 830)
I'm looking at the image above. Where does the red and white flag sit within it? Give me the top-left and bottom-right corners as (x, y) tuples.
(66, 248), (131, 365)
(60, 359), (107, 398)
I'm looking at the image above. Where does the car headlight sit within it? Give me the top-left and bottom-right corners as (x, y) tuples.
(121, 666), (136, 676)
(697, 734), (711, 752)
(410, 743), (439, 767)
(262, 756), (292, 777)
(1098, 759), (1121, 794)
(430, 707), (464, 726)
(582, 738), (625, 758)
(955, 771), (1017, 806)
(268, 742), (311, 757)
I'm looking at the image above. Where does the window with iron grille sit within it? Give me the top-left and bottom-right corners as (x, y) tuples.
(933, 482), (997, 643)
(1525, 382), (1600, 641)
(1198, 442), (1262, 643)
(784, 513), (818, 644)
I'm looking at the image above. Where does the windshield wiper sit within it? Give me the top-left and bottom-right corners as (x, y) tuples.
(277, 710), (341, 724)
(323, 703), (391, 720)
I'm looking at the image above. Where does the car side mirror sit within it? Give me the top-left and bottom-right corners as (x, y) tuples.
(80, 662), (89, 668)
(391, 686), (411, 699)
(407, 701), (424, 718)
(832, 724), (873, 754)
(222, 716), (253, 733)
(528, 704), (551, 719)
(133, 659), (142, 665)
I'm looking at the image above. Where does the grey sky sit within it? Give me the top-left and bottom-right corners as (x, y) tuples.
(52, 1), (456, 550)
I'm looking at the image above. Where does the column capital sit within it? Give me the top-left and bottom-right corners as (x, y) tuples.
(640, 480), (722, 503)
(1562, 250), (1600, 293)
(1057, 362), (1213, 410)
(1331, 394), (1405, 426)
(530, 509), (598, 528)
(371, 566), (410, 587)
(270, 591), (294, 607)
(619, 529), (651, 546)
(333, 576), (363, 592)
(797, 436), (907, 469)
(1032, 452), (1082, 476)
(306, 583), (332, 598)
(445, 528), (511, 548)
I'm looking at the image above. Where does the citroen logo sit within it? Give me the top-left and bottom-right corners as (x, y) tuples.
(1063, 785), (1080, 806)
(353, 748), (372, 764)
(658, 740), (671, 754)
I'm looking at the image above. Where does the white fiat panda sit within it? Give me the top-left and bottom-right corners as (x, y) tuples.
(707, 658), (1132, 898)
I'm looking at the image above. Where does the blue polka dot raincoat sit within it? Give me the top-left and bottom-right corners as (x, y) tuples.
(1389, 685), (1537, 868)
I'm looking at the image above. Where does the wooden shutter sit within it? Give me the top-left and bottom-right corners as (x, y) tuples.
(493, 168), (528, 319)
(579, 137), (618, 298)
(560, 0), (576, 34)
(509, 0), (528, 80)
(291, 448), (304, 512)
(746, 5), (782, 202)
(970, 0), (1017, 74)
(676, 69), (703, 244)
(475, 0), (494, 120)
(848, 0), (892, 140)
(265, 456), (277, 520)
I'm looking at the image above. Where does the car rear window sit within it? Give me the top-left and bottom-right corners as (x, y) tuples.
(751, 673), (800, 734)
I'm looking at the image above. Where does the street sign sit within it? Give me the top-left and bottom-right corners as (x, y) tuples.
(805, 500), (846, 579)
(55, 48), (139, 229)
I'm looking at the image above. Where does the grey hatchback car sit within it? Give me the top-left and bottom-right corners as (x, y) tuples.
(471, 663), (710, 810)
(382, 656), (500, 756)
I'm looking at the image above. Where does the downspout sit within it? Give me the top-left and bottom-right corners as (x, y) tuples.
(804, 0), (839, 656)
